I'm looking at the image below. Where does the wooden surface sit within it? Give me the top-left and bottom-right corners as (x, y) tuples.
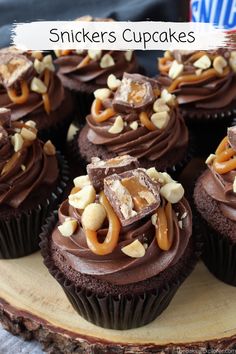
(0, 252), (236, 353)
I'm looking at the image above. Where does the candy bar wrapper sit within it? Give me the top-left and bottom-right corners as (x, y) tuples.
(181, 106), (236, 157)
(40, 213), (202, 330)
(195, 210), (236, 286)
(0, 153), (69, 259)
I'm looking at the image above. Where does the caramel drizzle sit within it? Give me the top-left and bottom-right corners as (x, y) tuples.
(213, 136), (236, 174)
(7, 80), (29, 104)
(91, 98), (115, 123)
(155, 202), (174, 251)
(168, 67), (230, 93)
(139, 111), (156, 131)
(158, 57), (174, 73)
(83, 191), (121, 255)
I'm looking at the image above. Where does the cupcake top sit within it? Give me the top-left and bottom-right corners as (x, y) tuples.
(54, 16), (138, 91)
(158, 49), (236, 110)
(0, 47), (65, 124)
(201, 126), (236, 222)
(52, 155), (192, 285)
(84, 72), (188, 165)
(0, 107), (58, 208)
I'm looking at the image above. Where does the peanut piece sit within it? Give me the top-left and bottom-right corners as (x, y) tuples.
(30, 77), (47, 94)
(43, 140), (56, 156)
(161, 89), (176, 106)
(205, 153), (216, 165)
(94, 88), (111, 100)
(21, 127), (37, 141)
(108, 116), (124, 134)
(82, 203), (106, 231)
(193, 54), (211, 70)
(169, 60), (184, 79)
(68, 185), (96, 209)
(129, 121), (138, 130)
(73, 175), (91, 188)
(153, 98), (170, 113)
(160, 182), (184, 203)
(100, 54), (115, 68)
(151, 111), (170, 129)
(213, 56), (227, 75)
(25, 120), (36, 128)
(121, 239), (145, 258)
(88, 49), (102, 60)
(233, 177), (236, 193)
(107, 74), (121, 90)
(11, 133), (23, 152)
(58, 219), (78, 237)
(124, 50), (133, 62)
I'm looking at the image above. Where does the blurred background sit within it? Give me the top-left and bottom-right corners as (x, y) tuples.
(0, 0), (189, 76)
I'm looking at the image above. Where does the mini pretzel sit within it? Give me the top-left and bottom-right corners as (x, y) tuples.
(7, 80), (29, 104)
(84, 191), (121, 255)
(91, 98), (116, 123)
(139, 111), (156, 131)
(77, 55), (90, 68)
(213, 136), (236, 174)
(155, 202), (174, 251)
(168, 67), (229, 92)
(158, 57), (174, 73)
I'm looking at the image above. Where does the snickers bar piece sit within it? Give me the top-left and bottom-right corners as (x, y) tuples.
(227, 126), (236, 152)
(104, 169), (160, 227)
(87, 155), (139, 192)
(0, 52), (33, 88)
(112, 73), (156, 113)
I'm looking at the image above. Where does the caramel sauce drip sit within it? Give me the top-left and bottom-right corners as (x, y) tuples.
(213, 136), (236, 174)
(121, 176), (152, 212)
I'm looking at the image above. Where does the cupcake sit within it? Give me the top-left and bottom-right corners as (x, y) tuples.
(54, 16), (140, 121)
(194, 126), (236, 285)
(75, 72), (190, 176)
(0, 108), (69, 259)
(0, 47), (75, 149)
(40, 155), (200, 329)
(157, 49), (236, 155)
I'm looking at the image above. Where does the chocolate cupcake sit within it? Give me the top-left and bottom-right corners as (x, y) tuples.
(0, 108), (69, 259)
(75, 72), (190, 176)
(157, 50), (236, 155)
(54, 16), (139, 121)
(194, 126), (236, 285)
(40, 155), (200, 329)
(0, 47), (75, 149)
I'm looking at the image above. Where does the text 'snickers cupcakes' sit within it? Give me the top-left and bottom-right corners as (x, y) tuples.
(157, 50), (236, 156)
(0, 47), (75, 150)
(40, 155), (201, 330)
(54, 16), (140, 123)
(0, 108), (69, 259)
(74, 72), (191, 177)
(194, 126), (236, 286)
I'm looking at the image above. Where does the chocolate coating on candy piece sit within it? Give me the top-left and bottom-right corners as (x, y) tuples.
(227, 126), (236, 152)
(0, 108), (11, 128)
(104, 169), (160, 227)
(112, 73), (155, 113)
(0, 53), (33, 88)
(87, 155), (139, 192)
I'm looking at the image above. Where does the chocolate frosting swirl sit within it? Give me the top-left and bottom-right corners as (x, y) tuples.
(55, 50), (138, 88)
(0, 122), (58, 208)
(158, 50), (236, 110)
(85, 73), (188, 162)
(0, 48), (65, 121)
(52, 196), (192, 285)
(200, 166), (236, 222)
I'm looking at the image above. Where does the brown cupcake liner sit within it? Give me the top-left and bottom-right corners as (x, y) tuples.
(0, 153), (69, 259)
(194, 210), (236, 286)
(181, 107), (236, 157)
(40, 213), (202, 330)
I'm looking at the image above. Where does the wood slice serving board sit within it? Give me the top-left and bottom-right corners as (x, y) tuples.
(0, 253), (236, 353)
